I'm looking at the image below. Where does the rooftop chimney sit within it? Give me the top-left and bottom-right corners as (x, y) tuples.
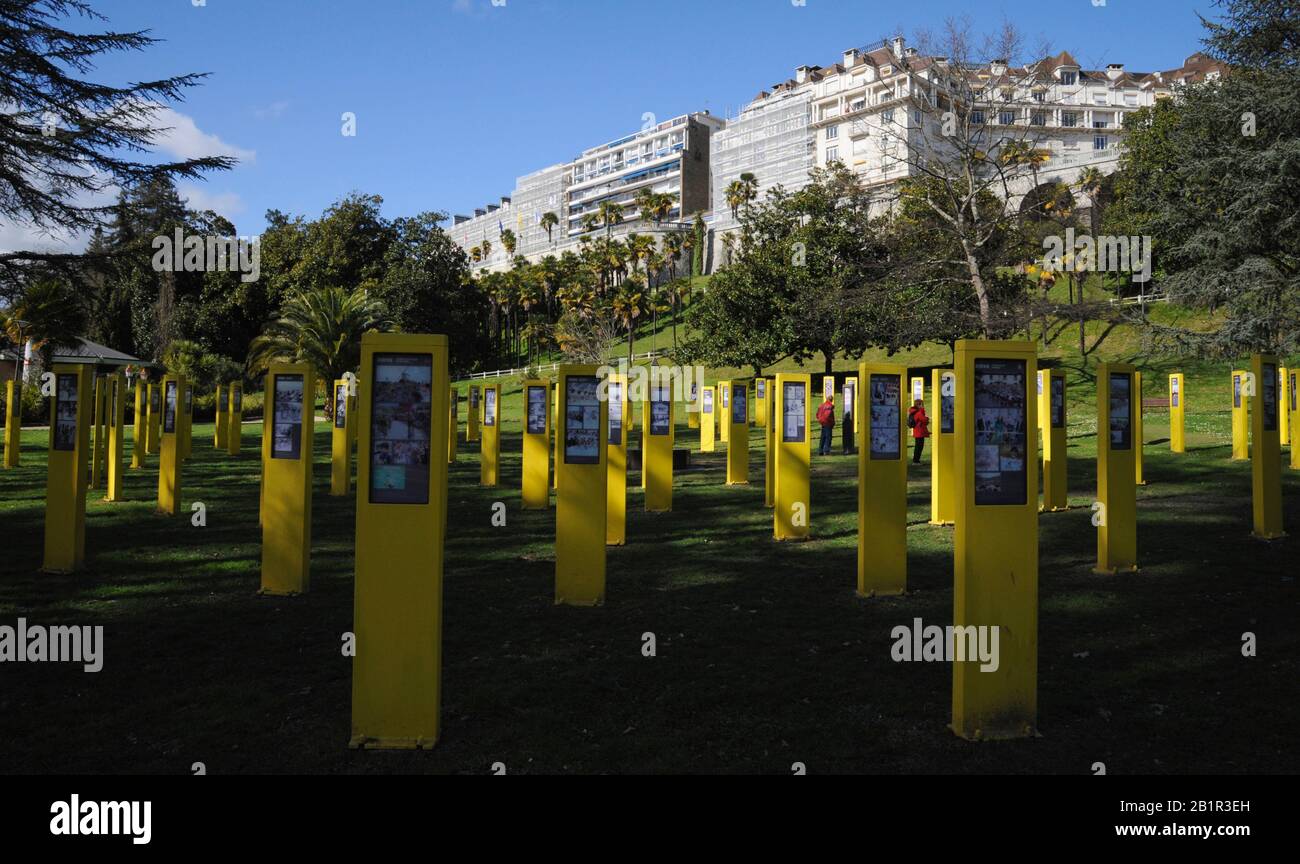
(892, 35), (905, 59)
(795, 65), (810, 84)
(500, 196), (512, 206)
(486, 204), (499, 213)
(454, 215), (470, 225)
(475, 208), (486, 217)
(1107, 63), (1124, 80)
(843, 48), (860, 67)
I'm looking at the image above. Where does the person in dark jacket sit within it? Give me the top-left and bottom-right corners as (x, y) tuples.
(907, 399), (930, 464)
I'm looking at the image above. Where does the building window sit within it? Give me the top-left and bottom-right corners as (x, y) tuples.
(881, 108), (895, 123)
(971, 109), (985, 125)
(826, 146), (839, 163)
(1061, 71), (1078, 86)
(1093, 118), (1110, 129)
(1062, 112), (1078, 127)
(1094, 135), (1108, 150)
(1032, 91), (1045, 102)
(1031, 111), (1046, 126)
(999, 110), (1015, 126)
(1124, 93), (1138, 106)
(1093, 93), (1109, 105)
(827, 124), (839, 140)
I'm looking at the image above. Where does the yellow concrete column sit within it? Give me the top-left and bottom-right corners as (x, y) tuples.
(699, 385), (716, 453)
(726, 380), (749, 485)
(642, 381), (674, 511)
(105, 372), (126, 502)
(607, 374), (628, 545)
(556, 366), (608, 605)
(350, 333), (448, 749)
(1169, 373), (1185, 454)
(1250, 354), (1285, 539)
(1095, 363), (1138, 574)
(858, 363), (907, 595)
(480, 382), (500, 486)
(951, 340), (1038, 740)
(156, 375), (185, 517)
(2, 379), (20, 469)
(522, 379), (550, 509)
(43, 364), (93, 572)
(774, 373), (811, 540)
(930, 369), (956, 525)
(260, 363), (315, 595)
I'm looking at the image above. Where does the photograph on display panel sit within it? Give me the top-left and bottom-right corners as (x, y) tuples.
(1262, 362), (1278, 431)
(369, 353), (433, 505)
(608, 381), (623, 446)
(53, 374), (78, 451)
(732, 384), (747, 425)
(973, 359), (1028, 506)
(869, 374), (901, 460)
(526, 385), (547, 435)
(272, 375), (304, 460)
(650, 386), (671, 435)
(335, 385), (348, 429)
(941, 374), (955, 434)
(702, 389), (714, 415)
(484, 388), (497, 426)
(783, 382), (806, 443)
(564, 376), (600, 463)
(1171, 377), (1180, 408)
(164, 381), (178, 434)
(1051, 377), (1066, 428)
(1109, 373), (1132, 450)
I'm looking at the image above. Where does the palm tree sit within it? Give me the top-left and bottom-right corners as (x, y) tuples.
(1077, 166), (1105, 234)
(611, 279), (645, 361)
(634, 188), (657, 226)
(500, 228), (517, 257)
(246, 285), (393, 418)
(597, 200), (624, 238)
(1, 279), (87, 379)
(581, 213), (600, 235)
(469, 244), (483, 263)
(540, 211), (559, 244)
(480, 237), (493, 262)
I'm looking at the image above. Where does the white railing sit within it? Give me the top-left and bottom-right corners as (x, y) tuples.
(456, 351), (667, 382)
(1107, 292), (1168, 306)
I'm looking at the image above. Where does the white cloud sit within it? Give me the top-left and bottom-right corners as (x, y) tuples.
(253, 100), (290, 120)
(178, 185), (246, 221)
(149, 105), (256, 165)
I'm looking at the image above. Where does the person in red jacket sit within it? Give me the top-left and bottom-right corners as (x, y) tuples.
(816, 394), (836, 456)
(907, 399), (930, 464)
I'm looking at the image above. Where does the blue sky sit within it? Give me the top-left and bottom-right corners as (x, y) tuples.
(20, 0), (1222, 244)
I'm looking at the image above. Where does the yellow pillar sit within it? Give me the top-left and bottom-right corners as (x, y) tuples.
(556, 366), (608, 605)
(699, 385), (716, 452)
(331, 379), (353, 496)
(1290, 369), (1300, 471)
(180, 383), (193, 460)
(687, 380), (700, 429)
(774, 373), (811, 540)
(1169, 373), (1186, 454)
(105, 372), (126, 502)
(755, 377), (768, 427)
(3, 379), (20, 468)
(90, 374), (106, 489)
(214, 384), (228, 449)
(1250, 354), (1285, 539)
(719, 382), (730, 444)
(43, 364), (93, 572)
(1231, 370), (1249, 460)
(952, 340), (1038, 740)
(606, 374), (628, 546)
(1095, 363), (1138, 574)
(146, 383), (160, 455)
(1134, 371), (1147, 486)
(522, 379), (551, 509)
(156, 375), (185, 516)
(930, 369), (956, 525)
(643, 382), (674, 511)
(350, 333), (448, 749)
(130, 380), (144, 469)
(261, 363), (314, 596)
(467, 385), (481, 442)
(1279, 366), (1291, 447)
(447, 387), (458, 464)
(857, 363), (907, 595)
(727, 380), (749, 485)
(1039, 369), (1069, 511)
(552, 381), (559, 491)
(842, 376), (858, 453)
(227, 384), (243, 456)
(764, 383), (775, 507)
(479, 382), (500, 486)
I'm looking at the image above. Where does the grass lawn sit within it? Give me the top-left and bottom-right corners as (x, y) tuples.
(2, 349), (1298, 774)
